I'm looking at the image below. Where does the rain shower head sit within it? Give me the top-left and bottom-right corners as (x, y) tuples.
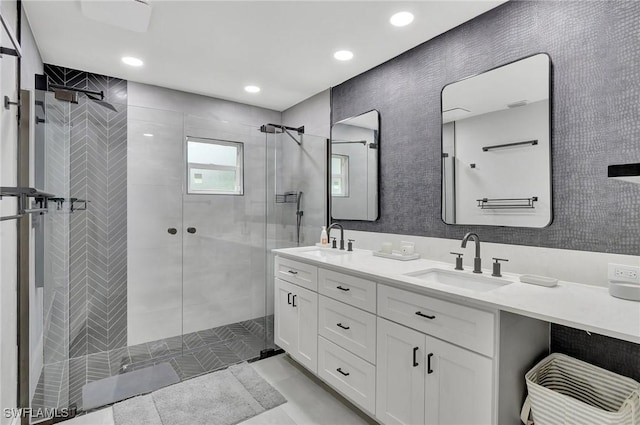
(50, 84), (118, 113)
(260, 123), (304, 145)
(260, 124), (279, 134)
(85, 93), (118, 113)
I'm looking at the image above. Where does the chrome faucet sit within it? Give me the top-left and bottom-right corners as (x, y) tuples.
(327, 223), (345, 250)
(461, 232), (482, 273)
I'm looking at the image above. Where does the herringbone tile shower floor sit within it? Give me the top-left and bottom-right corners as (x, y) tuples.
(31, 316), (276, 415)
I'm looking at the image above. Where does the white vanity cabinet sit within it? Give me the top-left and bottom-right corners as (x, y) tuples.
(376, 317), (427, 425)
(424, 335), (493, 425)
(274, 257), (319, 373)
(273, 253), (548, 425)
(376, 313), (493, 425)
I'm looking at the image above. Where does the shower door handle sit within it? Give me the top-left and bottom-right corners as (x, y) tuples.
(187, 227), (196, 234)
(167, 228), (177, 235)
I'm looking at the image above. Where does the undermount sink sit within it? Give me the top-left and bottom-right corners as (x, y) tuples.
(404, 269), (510, 292)
(303, 247), (350, 258)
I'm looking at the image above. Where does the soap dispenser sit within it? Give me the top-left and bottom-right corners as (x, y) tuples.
(320, 226), (328, 245)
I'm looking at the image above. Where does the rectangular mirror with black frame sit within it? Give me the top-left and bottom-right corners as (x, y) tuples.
(441, 53), (552, 228)
(331, 110), (380, 221)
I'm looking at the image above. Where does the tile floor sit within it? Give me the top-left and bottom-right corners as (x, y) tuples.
(32, 316), (275, 414)
(64, 354), (375, 425)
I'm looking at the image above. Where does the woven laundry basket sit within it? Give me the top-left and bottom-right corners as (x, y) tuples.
(523, 353), (640, 425)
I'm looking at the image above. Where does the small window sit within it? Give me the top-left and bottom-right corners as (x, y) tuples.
(187, 138), (244, 195)
(331, 154), (349, 197)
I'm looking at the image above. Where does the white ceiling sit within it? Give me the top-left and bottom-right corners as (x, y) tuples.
(24, 0), (507, 112)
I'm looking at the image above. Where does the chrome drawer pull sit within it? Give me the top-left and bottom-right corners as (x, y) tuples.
(336, 285), (350, 291)
(336, 323), (350, 330)
(415, 311), (436, 320)
(336, 367), (349, 376)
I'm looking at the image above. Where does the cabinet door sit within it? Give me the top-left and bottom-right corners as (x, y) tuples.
(425, 335), (493, 425)
(376, 318), (426, 425)
(292, 285), (318, 373)
(274, 278), (297, 353)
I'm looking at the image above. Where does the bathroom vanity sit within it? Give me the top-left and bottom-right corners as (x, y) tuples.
(273, 247), (640, 425)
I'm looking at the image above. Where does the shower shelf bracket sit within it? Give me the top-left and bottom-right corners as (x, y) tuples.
(49, 197), (89, 212)
(477, 196), (538, 209)
(276, 192), (299, 204)
(0, 187), (56, 221)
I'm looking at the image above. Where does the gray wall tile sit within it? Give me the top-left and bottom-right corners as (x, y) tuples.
(331, 0), (640, 256)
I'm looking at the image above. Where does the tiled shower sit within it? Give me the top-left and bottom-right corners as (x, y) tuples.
(30, 66), (327, 418)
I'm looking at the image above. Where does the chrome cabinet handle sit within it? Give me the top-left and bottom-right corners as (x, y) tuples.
(427, 353), (434, 374)
(413, 347), (419, 367)
(336, 285), (350, 291)
(336, 323), (350, 330)
(336, 367), (349, 376)
(292, 294), (297, 307)
(287, 293), (292, 305)
(415, 311), (436, 320)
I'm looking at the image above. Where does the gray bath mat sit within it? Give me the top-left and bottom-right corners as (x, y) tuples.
(113, 362), (286, 425)
(112, 394), (162, 425)
(83, 362), (180, 410)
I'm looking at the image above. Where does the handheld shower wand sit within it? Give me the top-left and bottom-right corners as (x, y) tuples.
(296, 192), (303, 246)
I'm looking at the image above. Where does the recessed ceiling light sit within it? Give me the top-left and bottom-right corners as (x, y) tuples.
(143, 133), (153, 137)
(390, 11), (414, 27)
(334, 50), (354, 61)
(122, 56), (144, 67)
(244, 85), (261, 93)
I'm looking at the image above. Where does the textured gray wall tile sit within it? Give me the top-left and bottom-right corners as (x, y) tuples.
(550, 324), (640, 382)
(331, 0), (640, 256)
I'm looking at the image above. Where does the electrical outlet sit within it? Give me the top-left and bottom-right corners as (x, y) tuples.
(608, 263), (640, 284)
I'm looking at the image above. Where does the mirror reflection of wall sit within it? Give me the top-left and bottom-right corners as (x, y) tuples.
(331, 110), (379, 221)
(441, 53), (552, 228)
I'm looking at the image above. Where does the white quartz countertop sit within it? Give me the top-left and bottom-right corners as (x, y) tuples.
(273, 246), (640, 344)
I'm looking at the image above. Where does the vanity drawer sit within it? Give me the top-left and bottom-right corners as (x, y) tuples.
(318, 336), (376, 415)
(377, 284), (495, 357)
(275, 256), (317, 291)
(318, 269), (376, 313)
(318, 295), (376, 364)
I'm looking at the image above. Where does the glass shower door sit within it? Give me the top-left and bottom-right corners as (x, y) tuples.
(30, 91), (71, 422)
(179, 115), (268, 376)
(265, 129), (328, 351)
(126, 106), (185, 356)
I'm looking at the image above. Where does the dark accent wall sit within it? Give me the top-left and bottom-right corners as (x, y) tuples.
(44, 64), (128, 357)
(331, 0), (640, 256)
(551, 324), (640, 381)
(331, 1), (640, 379)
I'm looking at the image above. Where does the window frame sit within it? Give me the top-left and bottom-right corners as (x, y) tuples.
(331, 153), (349, 197)
(186, 137), (244, 196)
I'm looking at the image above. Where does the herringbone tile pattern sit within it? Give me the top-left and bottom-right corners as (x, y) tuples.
(32, 317), (275, 413)
(44, 64), (128, 357)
